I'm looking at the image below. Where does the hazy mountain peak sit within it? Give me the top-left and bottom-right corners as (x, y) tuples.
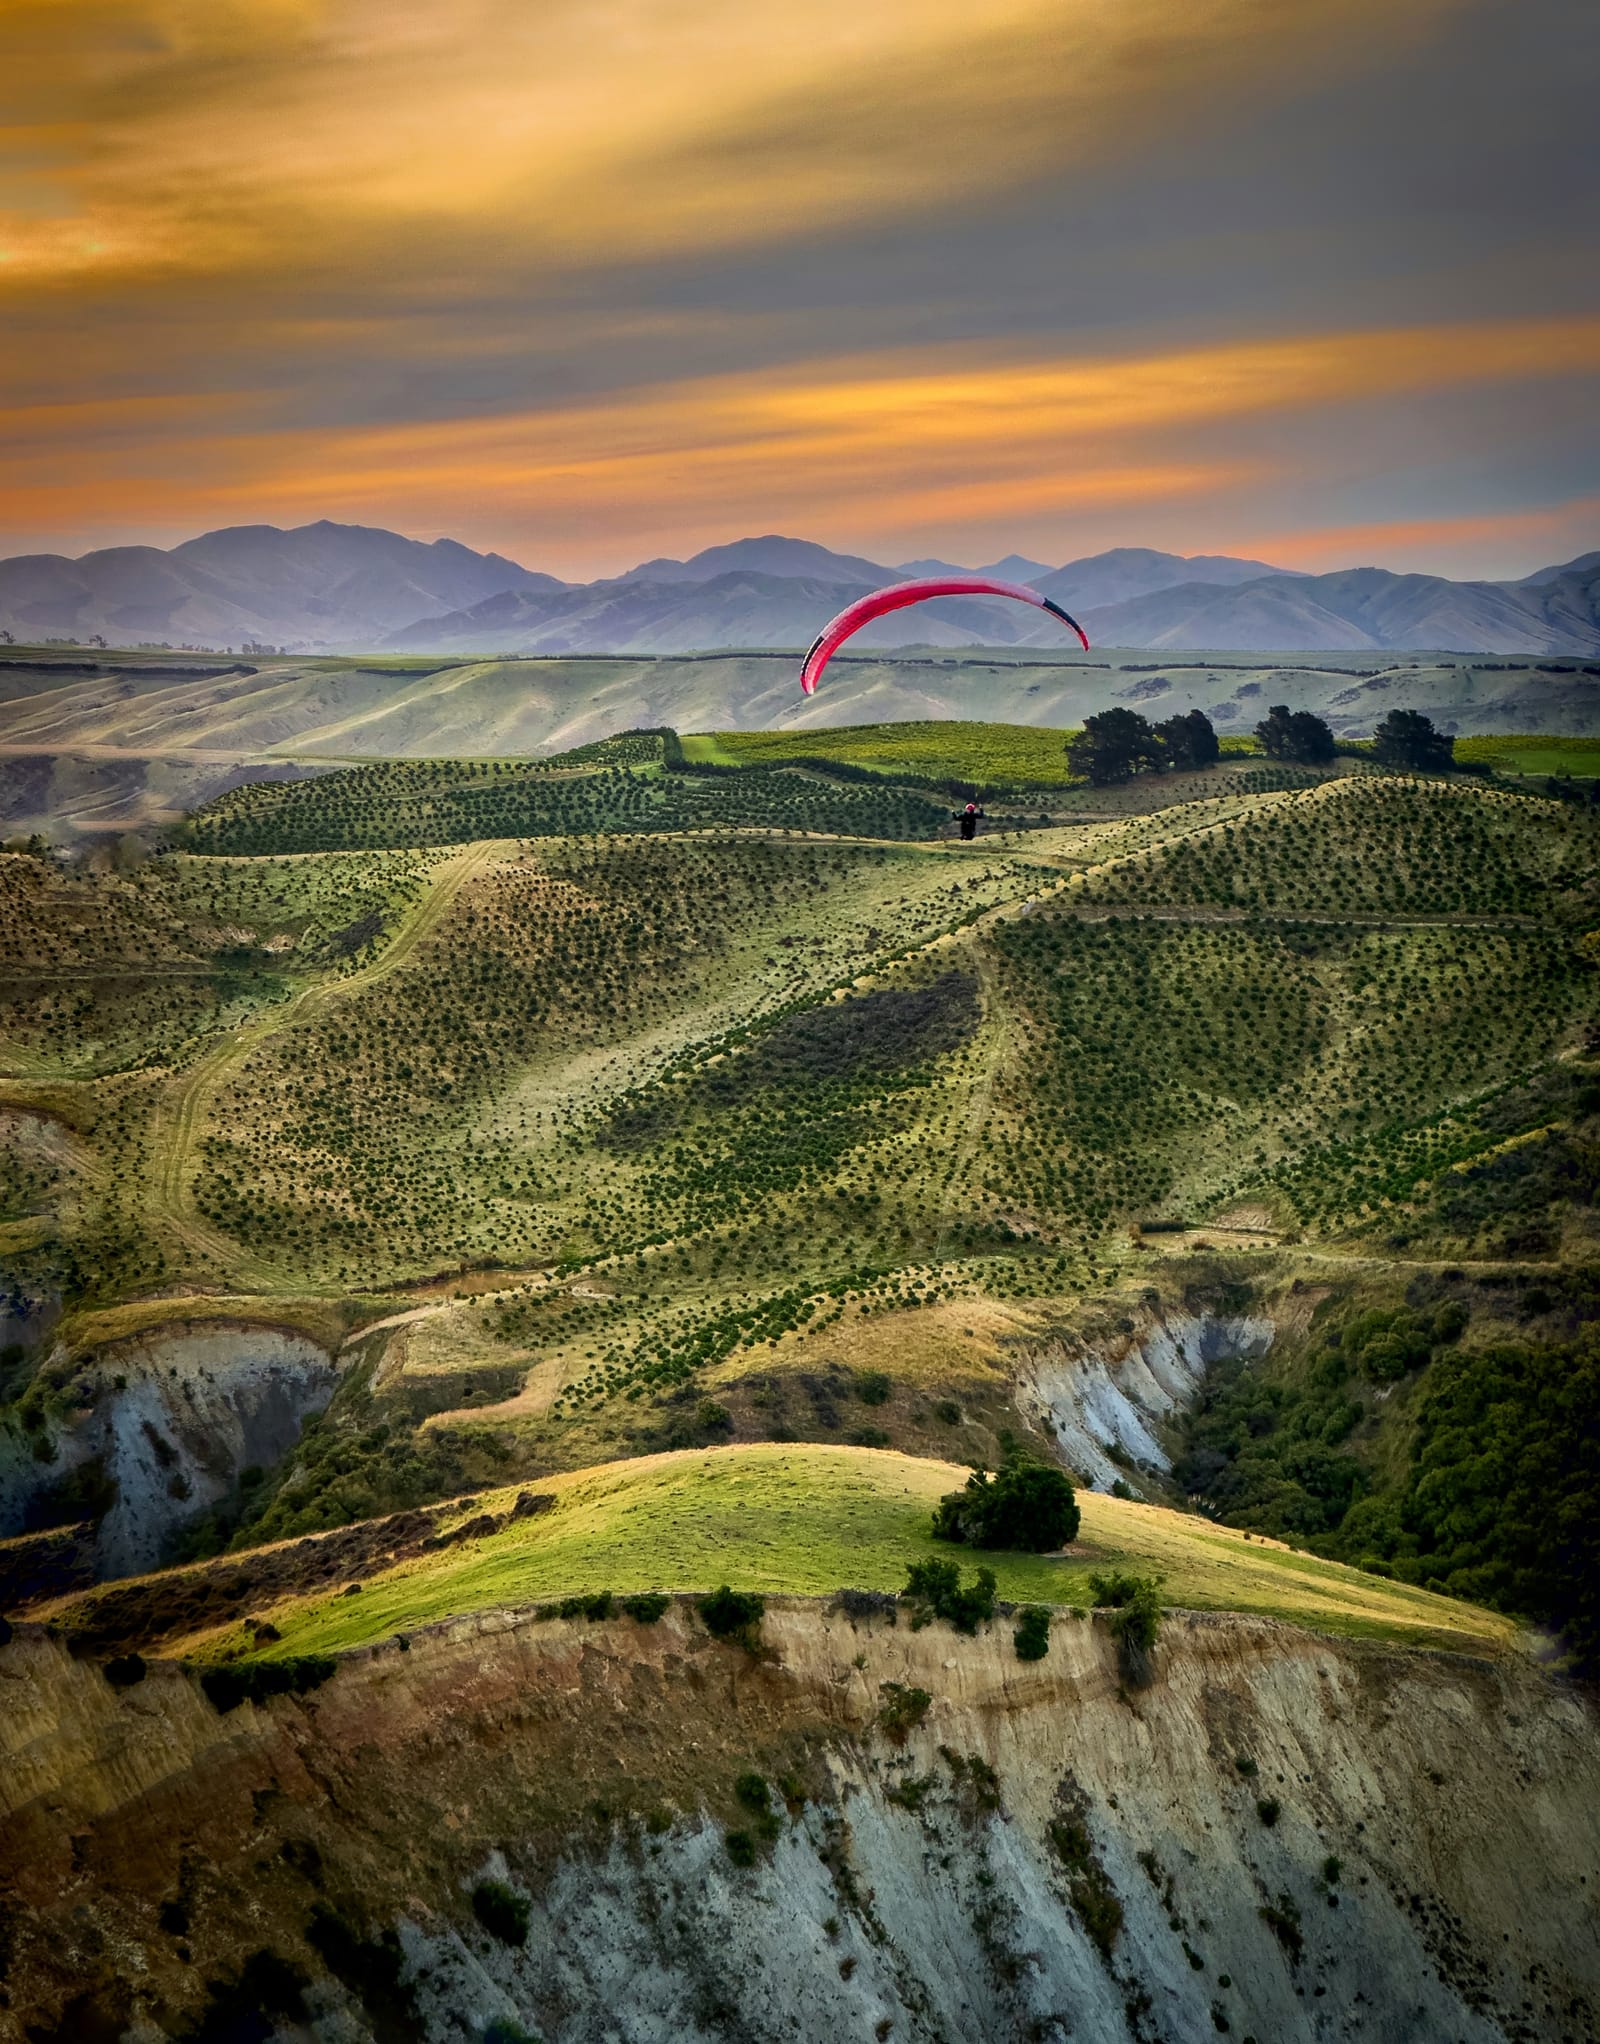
(976, 554), (1055, 583)
(614, 534), (891, 587)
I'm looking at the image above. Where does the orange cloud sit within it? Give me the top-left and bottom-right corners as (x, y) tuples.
(1235, 497), (1600, 578)
(2, 315), (1593, 571)
(0, 0), (1468, 287)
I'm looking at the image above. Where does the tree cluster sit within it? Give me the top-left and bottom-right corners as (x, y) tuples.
(932, 1456), (1080, 1551)
(1255, 704), (1336, 764)
(1065, 707), (1220, 786)
(1372, 709), (1455, 772)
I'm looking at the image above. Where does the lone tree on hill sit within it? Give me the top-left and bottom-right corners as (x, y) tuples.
(1156, 709), (1221, 773)
(1256, 703), (1336, 764)
(1066, 708), (1166, 786)
(933, 1456), (1080, 1551)
(1372, 709), (1454, 772)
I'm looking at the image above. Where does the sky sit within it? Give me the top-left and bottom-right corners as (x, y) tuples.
(1, 0), (1597, 581)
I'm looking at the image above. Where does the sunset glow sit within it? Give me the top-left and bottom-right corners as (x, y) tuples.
(2, 0), (1595, 574)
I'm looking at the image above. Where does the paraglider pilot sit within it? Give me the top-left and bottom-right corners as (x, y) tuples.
(955, 801), (985, 841)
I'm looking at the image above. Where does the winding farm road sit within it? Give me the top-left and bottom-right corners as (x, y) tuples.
(144, 839), (504, 1269)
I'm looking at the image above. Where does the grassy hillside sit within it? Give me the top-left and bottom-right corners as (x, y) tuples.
(685, 719), (1090, 784)
(6, 648), (1600, 786)
(183, 746), (968, 854)
(136, 1443), (1511, 1662)
(3, 739), (1597, 1665)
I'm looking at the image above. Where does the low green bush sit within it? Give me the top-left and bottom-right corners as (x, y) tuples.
(878, 1681), (933, 1744)
(1259, 1891), (1302, 1962)
(1013, 1607), (1051, 1660)
(698, 1585), (765, 1649)
(621, 1591), (671, 1623)
(1088, 1572), (1162, 1653)
(902, 1557), (996, 1634)
(198, 1655), (337, 1715)
(472, 1879), (531, 1948)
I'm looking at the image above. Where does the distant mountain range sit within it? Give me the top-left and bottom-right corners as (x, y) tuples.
(2, 522), (1597, 657)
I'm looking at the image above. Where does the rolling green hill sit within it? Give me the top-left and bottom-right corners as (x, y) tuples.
(81, 1443), (1510, 1664)
(2, 737), (1597, 1674)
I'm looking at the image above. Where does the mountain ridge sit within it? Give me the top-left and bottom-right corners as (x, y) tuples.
(1, 520), (1596, 656)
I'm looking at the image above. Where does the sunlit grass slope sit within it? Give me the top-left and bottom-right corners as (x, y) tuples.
(684, 720), (1085, 785)
(231, 1443), (1513, 1662)
(1454, 735), (1600, 779)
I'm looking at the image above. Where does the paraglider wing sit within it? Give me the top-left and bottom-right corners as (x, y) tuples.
(800, 576), (1088, 695)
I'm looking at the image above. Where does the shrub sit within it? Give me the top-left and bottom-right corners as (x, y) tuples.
(932, 1399), (961, 1424)
(847, 1425), (890, 1448)
(1088, 1572), (1162, 1652)
(1259, 1891), (1303, 1962)
(621, 1591), (670, 1623)
(698, 1585), (765, 1649)
(472, 1879), (531, 1948)
(104, 1652), (147, 1689)
(932, 1457), (1079, 1551)
(902, 1557), (996, 1634)
(198, 1655), (337, 1715)
(306, 1903), (413, 2019)
(734, 1771), (781, 1840)
(555, 1590), (613, 1621)
(725, 1828), (757, 1868)
(695, 1398), (734, 1435)
(734, 1771), (771, 1813)
(1013, 1607), (1051, 1661)
(1256, 1797), (1281, 1827)
(187, 1949), (309, 2038)
(831, 1587), (897, 1624)
(856, 1370), (891, 1406)
(878, 1681), (933, 1744)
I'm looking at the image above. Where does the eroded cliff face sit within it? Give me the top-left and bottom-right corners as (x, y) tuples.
(1012, 1307), (1275, 1490)
(0, 1324), (337, 1576)
(1, 1601), (1595, 2044)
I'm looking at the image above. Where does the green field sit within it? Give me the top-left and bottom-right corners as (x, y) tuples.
(683, 720), (1083, 784)
(684, 719), (1270, 787)
(194, 1443), (1511, 1662)
(1454, 734), (1600, 778)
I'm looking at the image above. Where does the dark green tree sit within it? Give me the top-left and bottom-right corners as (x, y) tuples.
(1154, 709), (1220, 772)
(1255, 704), (1336, 764)
(933, 1457), (1079, 1551)
(1372, 709), (1454, 772)
(1065, 708), (1166, 786)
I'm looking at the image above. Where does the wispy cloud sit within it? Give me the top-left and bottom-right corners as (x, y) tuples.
(1, 0), (1593, 574)
(5, 316), (1594, 573)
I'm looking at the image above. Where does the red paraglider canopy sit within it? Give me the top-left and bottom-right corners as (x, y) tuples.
(800, 576), (1089, 695)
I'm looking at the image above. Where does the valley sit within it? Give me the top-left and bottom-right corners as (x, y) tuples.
(1, 719), (1597, 2042)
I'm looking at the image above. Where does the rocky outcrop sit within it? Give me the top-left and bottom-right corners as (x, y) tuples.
(0, 1323), (336, 1577)
(1013, 1307), (1274, 1490)
(0, 1599), (1593, 2042)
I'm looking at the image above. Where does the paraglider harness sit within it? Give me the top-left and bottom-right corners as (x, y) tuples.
(955, 802), (986, 841)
